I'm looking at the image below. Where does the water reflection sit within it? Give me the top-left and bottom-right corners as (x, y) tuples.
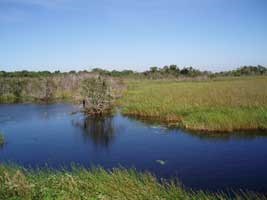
(184, 130), (267, 141)
(2, 104), (267, 194)
(125, 115), (267, 141)
(73, 115), (115, 148)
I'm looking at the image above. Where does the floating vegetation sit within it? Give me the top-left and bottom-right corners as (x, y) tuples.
(156, 160), (166, 165)
(0, 132), (5, 146)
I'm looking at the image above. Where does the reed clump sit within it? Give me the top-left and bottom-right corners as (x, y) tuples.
(0, 132), (5, 146)
(0, 165), (265, 200)
(121, 76), (267, 132)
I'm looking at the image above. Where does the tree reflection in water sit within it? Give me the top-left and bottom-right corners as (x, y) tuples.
(73, 115), (115, 148)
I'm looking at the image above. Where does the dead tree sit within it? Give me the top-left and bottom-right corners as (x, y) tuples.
(81, 76), (113, 115)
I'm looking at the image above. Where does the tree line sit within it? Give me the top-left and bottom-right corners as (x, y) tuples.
(1, 65), (266, 78)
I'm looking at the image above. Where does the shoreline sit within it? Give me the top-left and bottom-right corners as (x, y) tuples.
(1, 101), (266, 133)
(122, 112), (267, 133)
(120, 77), (267, 133)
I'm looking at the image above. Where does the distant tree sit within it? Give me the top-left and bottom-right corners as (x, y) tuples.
(258, 65), (267, 74)
(110, 70), (120, 76)
(121, 70), (134, 76)
(169, 65), (177, 71)
(163, 66), (169, 73)
(91, 68), (102, 73)
(169, 65), (180, 76)
(180, 67), (189, 75)
(150, 67), (158, 73)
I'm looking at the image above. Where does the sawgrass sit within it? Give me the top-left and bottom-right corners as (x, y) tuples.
(0, 165), (265, 200)
(120, 76), (267, 132)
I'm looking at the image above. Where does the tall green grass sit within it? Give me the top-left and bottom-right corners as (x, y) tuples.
(121, 77), (267, 132)
(0, 165), (265, 200)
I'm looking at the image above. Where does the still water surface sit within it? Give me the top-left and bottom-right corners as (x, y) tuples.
(0, 104), (267, 193)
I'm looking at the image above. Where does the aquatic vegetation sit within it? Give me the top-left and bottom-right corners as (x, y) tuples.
(0, 165), (265, 200)
(156, 160), (166, 165)
(0, 132), (4, 146)
(121, 77), (267, 132)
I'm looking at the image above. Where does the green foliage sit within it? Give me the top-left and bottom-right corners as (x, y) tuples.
(0, 65), (266, 80)
(150, 66), (158, 73)
(144, 65), (267, 78)
(0, 70), (53, 78)
(121, 77), (267, 132)
(0, 78), (28, 102)
(0, 165), (265, 200)
(215, 65), (267, 77)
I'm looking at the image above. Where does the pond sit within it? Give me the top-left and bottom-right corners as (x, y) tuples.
(0, 103), (267, 194)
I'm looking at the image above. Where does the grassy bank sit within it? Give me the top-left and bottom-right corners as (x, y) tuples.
(121, 76), (267, 132)
(0, 165), (265, 200)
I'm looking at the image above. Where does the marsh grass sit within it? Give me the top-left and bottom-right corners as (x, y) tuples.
(120, 76), (267, 132)
(0, 132), (4, 146)
(0, 165), (265, 200)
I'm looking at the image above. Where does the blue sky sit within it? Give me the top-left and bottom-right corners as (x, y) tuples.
(0, 0), (266, 72)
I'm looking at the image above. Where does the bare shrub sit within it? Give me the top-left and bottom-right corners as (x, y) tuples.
(81, 76), (113, 115)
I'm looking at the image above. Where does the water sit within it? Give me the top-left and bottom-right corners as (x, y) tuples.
(1, 104), (267, 193)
